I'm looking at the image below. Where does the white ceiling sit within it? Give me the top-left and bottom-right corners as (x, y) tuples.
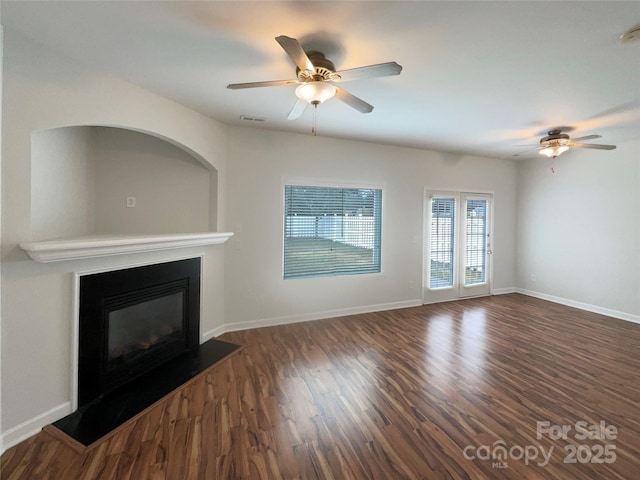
(2, 0), (640, 159)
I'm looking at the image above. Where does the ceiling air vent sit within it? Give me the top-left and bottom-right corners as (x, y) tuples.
(240, 115), (266, 122)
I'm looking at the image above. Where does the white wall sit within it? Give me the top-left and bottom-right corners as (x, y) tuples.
(31, 127), (96, 240)
(516, 140), (640, 320)
(0, 30), (228, 448)
(224, 126), (518, 329)
(93, 127), (211, 235)
(31, 126), (213, 240)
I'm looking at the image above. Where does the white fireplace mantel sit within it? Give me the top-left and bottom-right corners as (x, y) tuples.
(20, 232), (234, 262)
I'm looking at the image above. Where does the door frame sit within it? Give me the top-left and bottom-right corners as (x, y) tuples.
(457, 192), (493, 299)
(422, 188), (494, 304)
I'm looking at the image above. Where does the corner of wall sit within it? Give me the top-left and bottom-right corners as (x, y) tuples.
(0, 402), (71, 454)
(516, 288), (640, 325)
(0, 18), (5, 456)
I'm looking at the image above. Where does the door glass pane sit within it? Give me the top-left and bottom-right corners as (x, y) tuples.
(465, 199), (487, 285)
(430, 198), (455, 288)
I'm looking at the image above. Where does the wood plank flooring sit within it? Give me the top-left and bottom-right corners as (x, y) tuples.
(2, 293), (639, 479)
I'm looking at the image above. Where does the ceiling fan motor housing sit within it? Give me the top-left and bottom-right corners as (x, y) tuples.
(540, 129), (570, 145)
(296, 52), (340, 82)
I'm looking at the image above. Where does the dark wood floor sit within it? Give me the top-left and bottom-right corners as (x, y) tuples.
(2, 294), (639, 479)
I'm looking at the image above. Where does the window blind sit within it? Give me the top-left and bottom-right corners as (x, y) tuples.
(429, 197), (455, 288)
(464, 199), (487, 285)
(283, 185), (382, 279)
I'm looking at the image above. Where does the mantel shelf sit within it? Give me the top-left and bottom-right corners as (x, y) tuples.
(20, 232), (234, 263)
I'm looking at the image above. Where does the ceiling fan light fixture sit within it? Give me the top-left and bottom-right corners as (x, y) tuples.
(539, 144), (569, 158)
(295, 81), (336, 105)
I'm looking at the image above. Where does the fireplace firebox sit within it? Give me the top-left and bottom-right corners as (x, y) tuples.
(78, 258), (200, 407)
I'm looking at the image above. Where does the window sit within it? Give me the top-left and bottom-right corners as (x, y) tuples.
(283, 184), (382, 279)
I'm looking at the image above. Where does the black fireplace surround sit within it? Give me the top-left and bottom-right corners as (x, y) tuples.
(78, 258), (200, 407)
(52, 256), (239, 446)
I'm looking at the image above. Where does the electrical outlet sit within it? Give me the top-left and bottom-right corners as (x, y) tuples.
(126, 196), (136, 208)
(531, 274), (537, 282)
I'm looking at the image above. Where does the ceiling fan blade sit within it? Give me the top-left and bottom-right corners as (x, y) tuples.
(334, 87), (374, 114)
(227, 79), (298, 89)
(571, 134), (602, 142)
(570, 143), (616, 150)
(287, 98), (308, 120)
(334, 62), (403, 82)
(275, 36), (315, 73)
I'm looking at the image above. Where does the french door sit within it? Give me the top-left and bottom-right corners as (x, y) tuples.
(423, 191), (493, 304)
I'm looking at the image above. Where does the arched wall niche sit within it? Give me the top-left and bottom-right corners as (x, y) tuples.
(30, 125), (217, 241)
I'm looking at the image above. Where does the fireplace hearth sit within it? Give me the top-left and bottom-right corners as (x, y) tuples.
(53, 336), (239, 447)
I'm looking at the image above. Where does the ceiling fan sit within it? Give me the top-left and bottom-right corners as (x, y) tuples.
(516, 129), (617, 158)
(227, 35), (402, 120)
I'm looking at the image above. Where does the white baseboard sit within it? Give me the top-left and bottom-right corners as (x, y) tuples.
(201, 324), (225, 342)
(0, 402), (72, 454)
(516, 288), (640, 325)
(492, 287), (517, 295)
(221, 299), (423, 334)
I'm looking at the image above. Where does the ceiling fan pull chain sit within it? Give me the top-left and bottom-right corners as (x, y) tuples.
(312, 103), (317, 136)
